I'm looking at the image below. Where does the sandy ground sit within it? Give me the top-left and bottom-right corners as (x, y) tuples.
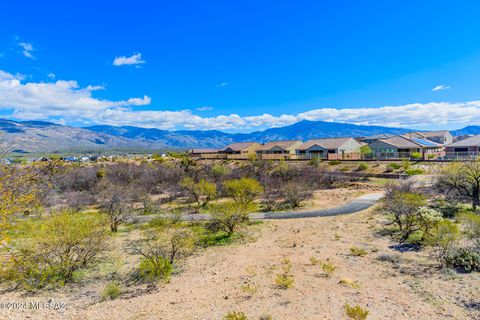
(3, 203), (479, 320)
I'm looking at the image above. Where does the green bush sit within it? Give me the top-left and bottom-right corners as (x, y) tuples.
(446, 248), (480, 272)
(3, 211), (109, 290)
(207, 201), (256, 236)
(224, 311), (248, 320)
(380, 192), (429, 243)
(320, 261), (336, 276)
(357, 163), (369, 171)
(328, 160), (341, 166)
(139, 256), (173, 283)
(406, 168), (424, 176)
(350, 247), (368, 257)
(388, 162), (402, 170)
(460, 212), (480, 248)
(275, 273), (294, 289)
(411, 152), (422, 160)
(344, 303), (369, 320)
(223, 178), (263, 206)
(102, 281), (122, 300)
(427, 219), (460, 266)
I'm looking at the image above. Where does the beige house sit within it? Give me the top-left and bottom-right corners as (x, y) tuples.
(222, 142), (261, 159)
(368, 135), (442, 159)
(403, 131), (453, 145)
(255, 140), (303, 159)
(296, 138), (362, 159)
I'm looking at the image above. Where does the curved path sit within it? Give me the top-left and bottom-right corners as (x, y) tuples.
(181, 192), (384, 221)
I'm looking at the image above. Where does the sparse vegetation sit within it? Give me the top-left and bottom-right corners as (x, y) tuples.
(344, 303), (369, 320)
(102, 281), (122, 300)
(275, 258), (294, 289)
(224, 311), (248, 320)
(350, 247), (368, 257)
(339, 278), (360, 289)
(2, 210), (109, 290)
(320, 261), (336, 276)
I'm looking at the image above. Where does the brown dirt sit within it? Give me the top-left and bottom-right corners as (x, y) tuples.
(3, 204), (479, 320)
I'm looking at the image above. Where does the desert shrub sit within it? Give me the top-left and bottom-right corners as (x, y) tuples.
(460, 212), (480, 249)
(310, 256), (320, 265)
(3, 211), (109, 290)
(223, 178), (263, 206)
(258, 314), (273, 320)
(435, 160), (480, 210)
(344, 303), (369, 320)
(401, 158), (411, 171)
(416, 207), (443, 242)
(427, 220), (460, 266)
(275, 273), (294, 289)
(388, 162), (402, 170)
(427, 153), (435, 159)
(384, 180), (415, 198)
(350, 247), (368, 257)
(308, 157), (321, 167)
(102, 281), (122, 300)
(376, 253), (402, 264)
(180, 177), (217, 207)
(207, 202), (256, 236)
(320, 261), (336, 276)
(339, 278), (360, 289)
(282, 182), (312, 209)
(138, 256), (173, 283)
(445, 248), (480, 272)
(406, 168), (424, 176)
(380, 192), (428, 243)
(98, 185), (134, 232)
(224, 311), (248, 320)
(211, 164), (230, 180)
(241, 283), (258, 295)
(328, 160), (340, 166)
(357, 163), (368, 171)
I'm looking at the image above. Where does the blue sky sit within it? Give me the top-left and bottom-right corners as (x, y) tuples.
(1, 1), (480, 132)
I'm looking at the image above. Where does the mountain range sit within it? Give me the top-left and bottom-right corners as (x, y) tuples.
(0, 118), (478, 153)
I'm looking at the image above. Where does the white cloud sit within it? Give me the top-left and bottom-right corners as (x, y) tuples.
(113, 53), (145, 66)
(197, 106), (213, 111)
(1, 68), (480, 131)
(86, 85), (105, 91)
(18, 42), (35, 59)
(217, 82), (228, 87)
(432, 84), (450, 91)
(0, 69), (151, 122)
(47, 73), (56, 79)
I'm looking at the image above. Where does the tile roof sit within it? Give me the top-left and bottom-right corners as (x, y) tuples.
(447, 135), (480, 147)
(256, 140), (302, 151)
(297, 138), (354, 150)
(223, 142), (258, 152)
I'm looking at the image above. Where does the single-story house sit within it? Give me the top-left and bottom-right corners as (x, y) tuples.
(222, 142), (261, 158)
(445, 135), (480, 159)
(403, 130), (453, 145)
(368, 135), (442, 159)
(255, 140), (303, 159)
(296, 138), (362, 159)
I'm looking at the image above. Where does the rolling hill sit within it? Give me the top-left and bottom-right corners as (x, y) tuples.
(0, 118), (470, 153)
